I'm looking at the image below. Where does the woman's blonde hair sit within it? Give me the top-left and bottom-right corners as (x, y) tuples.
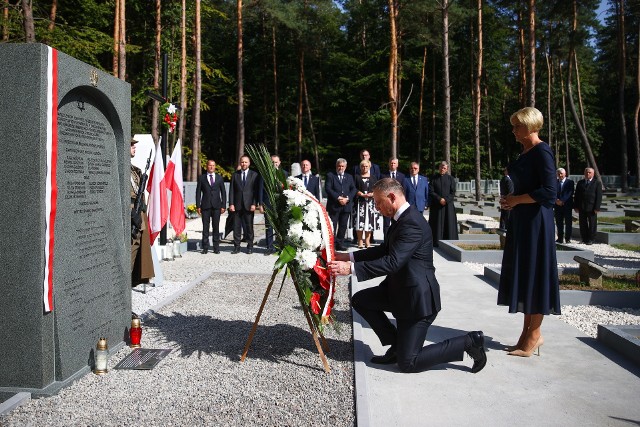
(510, 107), (544, 133)
(360, 159), (371, 167)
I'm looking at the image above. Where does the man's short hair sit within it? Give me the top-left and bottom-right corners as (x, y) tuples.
(336, 158), (347, 166)
(557, 168), (566, 174)
(373, 177), (405, 195)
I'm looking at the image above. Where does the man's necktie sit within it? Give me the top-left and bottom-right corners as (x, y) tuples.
(304, 175), (308, 187)
(209, 174), (214, 186)
(339, 174), (343, 183)
(413, 176), (417, 189)
(392, 172), (395, 179)
(242, 171), (246, 184)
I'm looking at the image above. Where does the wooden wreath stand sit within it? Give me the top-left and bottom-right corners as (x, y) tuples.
(240, 269), (331, 373)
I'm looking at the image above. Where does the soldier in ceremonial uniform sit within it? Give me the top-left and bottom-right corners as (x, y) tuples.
(130, 138), (154, 285)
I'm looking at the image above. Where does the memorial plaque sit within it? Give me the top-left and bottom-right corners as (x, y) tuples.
(0, 44), (131, 394)
(113, 349), (172, 370)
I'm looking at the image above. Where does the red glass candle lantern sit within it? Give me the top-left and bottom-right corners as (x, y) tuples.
(129, 317), (142, 348)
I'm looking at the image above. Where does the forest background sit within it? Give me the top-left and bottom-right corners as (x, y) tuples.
(3, 0), (640, 198)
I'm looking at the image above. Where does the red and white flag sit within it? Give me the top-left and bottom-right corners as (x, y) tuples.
(146, 140), (168, 244)
(163, 140), (185, 236)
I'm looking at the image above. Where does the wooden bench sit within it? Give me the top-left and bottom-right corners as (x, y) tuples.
(459, 222), (471, 234)
(573, 255), (608, 288)
(623, 220), (640, 233)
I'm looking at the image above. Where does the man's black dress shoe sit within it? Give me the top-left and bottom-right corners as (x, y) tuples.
(465, 331), (487, 373)
(231, 247), (240, 254)
(370, 346), (397, 365)
(201, 249), (208, 255)
(213, 249), (220, 254)
(335, 245), (347, 252)
(247, 248), (253, 254)
(555, 238), (562, 243)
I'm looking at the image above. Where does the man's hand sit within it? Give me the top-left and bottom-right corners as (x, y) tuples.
(329, 260), (351, 276)
(259, 205), (264, 214)
(439, 198), (446, 206)
(221, 208), (226, 214)
(229, 204), (236, 213)
(250, 204), (256, 212)
(555, 199), (563, 206)
(197, 207), (202, 215)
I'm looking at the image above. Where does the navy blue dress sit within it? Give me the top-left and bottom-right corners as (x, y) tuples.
(498, 142), (561, 315)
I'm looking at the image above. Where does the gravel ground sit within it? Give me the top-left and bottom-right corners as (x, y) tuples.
(2, 271), (355, 426)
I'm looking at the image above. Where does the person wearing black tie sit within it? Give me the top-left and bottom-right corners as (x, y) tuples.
(196, 159), (227, 254)
(328, 178), (486, 373)
(554, 167), (574, 243)
(229, 155), (259, 254)
(573, 167), (602, 245)
(382, 157), (406, 236)
(325, 158), (357, 251)
(296, 159), (321, 200)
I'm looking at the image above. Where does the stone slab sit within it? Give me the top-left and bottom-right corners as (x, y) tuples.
(598, 325), (640, 366)
(0, 43), (131, 393)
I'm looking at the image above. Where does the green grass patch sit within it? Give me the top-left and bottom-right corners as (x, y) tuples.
(611, 243), (640, 252)
(599, 216), (640, 225)
(455, 243), (501, 250)
(560, 273), (639, 291)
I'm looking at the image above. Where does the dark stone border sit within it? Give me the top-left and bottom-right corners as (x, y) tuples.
(440, 240), (594, 264)
(484, 266), (640, 309)
(598, 325), (640, 367)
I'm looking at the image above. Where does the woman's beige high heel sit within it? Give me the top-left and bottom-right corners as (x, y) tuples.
(508, 335), (544, 357)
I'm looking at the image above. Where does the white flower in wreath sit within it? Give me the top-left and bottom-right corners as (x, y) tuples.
(301, 229), (322, 251)
(302, 206), (319, 228)
(283, 189), (307, 207)
(287, 176), (305, 192)
(296, 249), (318, 270)
(289, 220), (304, 240)
(166, 103), (177, 114)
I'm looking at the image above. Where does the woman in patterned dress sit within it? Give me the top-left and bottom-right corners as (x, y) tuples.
(352, 160), (378, 248)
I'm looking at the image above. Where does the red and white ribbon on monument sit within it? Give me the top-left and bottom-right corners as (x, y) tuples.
(43, 46), (59, 313)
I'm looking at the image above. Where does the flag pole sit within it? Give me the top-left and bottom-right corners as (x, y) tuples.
(160, 52), (168, 246)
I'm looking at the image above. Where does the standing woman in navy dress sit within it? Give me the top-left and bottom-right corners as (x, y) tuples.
(498, 107), (560, 357)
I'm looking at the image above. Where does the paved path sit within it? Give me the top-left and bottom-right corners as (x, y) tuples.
(353, 251), (640, 427)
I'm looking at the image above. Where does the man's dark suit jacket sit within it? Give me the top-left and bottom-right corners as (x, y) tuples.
(352, 205), (441, 320)
(574, 178), (602, 213)
(382, 170), (406, 184)
(403, 175), (430, 212)
(499, 175), (514, 197)
(296, 173), (321, 200)
(556, 178), (575, 211)
(229, 169), (259, 211)
(325, 172), (357, 214)
(195, 172), (226, 210)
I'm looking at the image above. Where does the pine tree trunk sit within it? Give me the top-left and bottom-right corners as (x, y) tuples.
(113, 0), (119, 76)
(617, 0), (629, 191)
(559, 62), (571, 174)
(442, 0), (451, 165)
(179, 0), (187, 174)
(388, 0), (399, 159)
(633, 22), (640, 187)
(296, 49), (304, 163)
(473, 0), (483, 202)
(418, 46), (427, 161)
(518, 5), (526, 107)
(151, 0), (161, 145)
(118, 0), (126, 80)
(48, 0), (57, 32)
(431, 59), (436, 166)
(303, 77), (320, 174)
(190, 0), (202, 180)
(2, 1), (10, 41)
(21, 0), (34, 42)
(272, 25), (279, 155)
(527, 0), (535, 107)
(236, 0), (245, 162)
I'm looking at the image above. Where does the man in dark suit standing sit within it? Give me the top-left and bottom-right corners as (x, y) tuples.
(498, 168), (514, 230)
(325, 158), (357, 251)
(329, 178), (486, 373)
(296, 159), (321, 200)
(403, 162), (429, 213)
(229, 155), (259, 254)
(196, 159), (227, 254)
(260, 154), (288, 254)
(382, 157), (406, 236)
(573, 167), (602, 245)
(554, 167), (574, 243)
(353, 149), (381, 179)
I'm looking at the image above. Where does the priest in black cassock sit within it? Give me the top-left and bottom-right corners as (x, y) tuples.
(428, 161), (459, 247)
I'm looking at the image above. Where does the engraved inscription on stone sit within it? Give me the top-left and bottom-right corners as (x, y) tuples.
(53, 93), (128, 379)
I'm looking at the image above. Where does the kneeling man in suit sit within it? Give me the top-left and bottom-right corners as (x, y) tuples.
(329, 178), (487, 373)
